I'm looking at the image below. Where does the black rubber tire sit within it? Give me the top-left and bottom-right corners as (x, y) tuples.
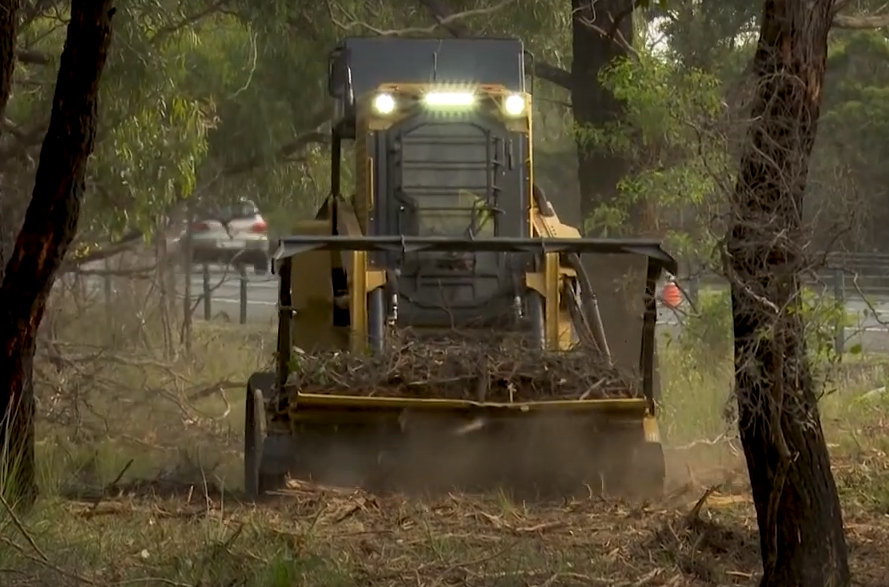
(244, 383), (265, 500)
(257, 434), (295, 493)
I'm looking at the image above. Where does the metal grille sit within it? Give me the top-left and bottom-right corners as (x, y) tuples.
(395, 122), (502, 238)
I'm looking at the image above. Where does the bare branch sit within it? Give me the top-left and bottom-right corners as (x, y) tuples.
(15, 49), (50, 65)
(415, 0), (573, 90)
(60, 230), (145, 272)
(832, 0), (889, 28)
(576, 15), (638, 57)
(330, 0), (517, 36)
(212, 115), (329, 181)
(149, 0), (230, 44)
(833, 11), (889, 28)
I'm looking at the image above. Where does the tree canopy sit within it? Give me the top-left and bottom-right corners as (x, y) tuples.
(2, 0), (887, 261)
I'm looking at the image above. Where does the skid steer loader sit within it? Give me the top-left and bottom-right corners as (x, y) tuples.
(244, 36), (678, 499)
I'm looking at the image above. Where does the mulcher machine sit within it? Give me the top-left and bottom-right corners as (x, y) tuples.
(244, 36), (678, 499)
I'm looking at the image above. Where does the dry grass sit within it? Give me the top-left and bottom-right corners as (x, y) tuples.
(2, 279), (888, 587)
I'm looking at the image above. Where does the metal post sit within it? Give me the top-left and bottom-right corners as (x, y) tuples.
(103, 256), (112, 327)
(182, 203), (193, 351)
(239, 264), (248, 325)
(834, 267), (845, 356)
(276, 259), (293, 391)
(687, 274), (700, 306)
(202, 263), (211, 320)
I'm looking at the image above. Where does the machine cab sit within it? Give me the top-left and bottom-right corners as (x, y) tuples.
(327, 37), (535, 331)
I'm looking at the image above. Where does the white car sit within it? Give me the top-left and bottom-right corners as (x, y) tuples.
(177, 200), (270, 274)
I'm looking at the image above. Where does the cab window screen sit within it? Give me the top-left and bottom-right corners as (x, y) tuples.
(397, 123), (497, 237)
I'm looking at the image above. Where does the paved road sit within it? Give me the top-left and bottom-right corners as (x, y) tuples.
(183, 264), (278, 324)
(175, 265), (889, 350)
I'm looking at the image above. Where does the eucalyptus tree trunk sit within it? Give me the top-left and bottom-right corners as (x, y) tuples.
(0, 0), (115, 507)
(727, 1), (850, 585)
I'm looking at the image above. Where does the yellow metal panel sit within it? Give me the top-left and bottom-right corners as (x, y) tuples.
(288, 220), (333, 310)
(349, 249), (368, 353)
(558, 308), (575, 350)
(544, 252), (560, 350)
(530, 208), (581, 239)
(642, 415), (661, 443)
(525, 271), (545, 295)
(292, 300), (349, 352)
(367, 270), (386, 291)
(295, 392), (649, 413)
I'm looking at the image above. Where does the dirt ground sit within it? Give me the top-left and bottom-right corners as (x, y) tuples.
(0, 443), (879, 587)
(12, 303), (887, 587)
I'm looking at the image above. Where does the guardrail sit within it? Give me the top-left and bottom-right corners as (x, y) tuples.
(69, 249), (889, 354)
(690, 253), (889, 293)
(676, 252), (889, 355)
(190, 251), (889, 329)
(818, 252), (889, 298)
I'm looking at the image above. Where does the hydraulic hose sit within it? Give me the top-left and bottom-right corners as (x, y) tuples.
(531, 185), (612, 362)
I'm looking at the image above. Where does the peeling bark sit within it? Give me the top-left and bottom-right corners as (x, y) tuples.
(727, 1), (849, 586)
(0, 0), (115, 505)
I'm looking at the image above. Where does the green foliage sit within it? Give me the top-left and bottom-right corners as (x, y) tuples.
(6, 0), (889, 257)
(674, 289), (733, 367)
(88, 96), (211, 239)
(577, 52), (727, 258)
(5, 0), (589, 245)
(817, 33), (889, 194)
(654, 0), (760, 70)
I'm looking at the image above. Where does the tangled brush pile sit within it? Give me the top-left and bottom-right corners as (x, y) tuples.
(286, 335), (640, 401)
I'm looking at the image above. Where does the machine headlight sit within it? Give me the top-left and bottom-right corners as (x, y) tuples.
(424, 92), (476, 107)
(504, 94), (525, 116)
(373, 93), (396, 114)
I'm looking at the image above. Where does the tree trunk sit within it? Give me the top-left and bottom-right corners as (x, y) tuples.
(571, 0), (651, 375)
(727, 1), (850, 586)
(571, 0), (633, 228)
(0, 0), (16, 122)
(0, 0), (115, 505)
(0, 0), (20, 282)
